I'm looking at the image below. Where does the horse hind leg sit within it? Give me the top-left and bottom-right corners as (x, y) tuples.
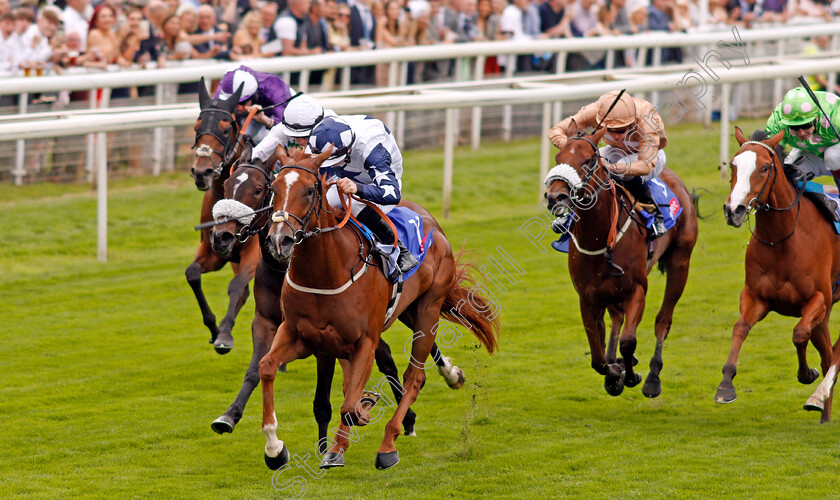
(314, 354), (336, 454)
(432, 342), (466, 390)
(618, 285), (647, 390)
(643, 249), (691, 398)
(804, 318), (837, 420)
(374, 339), (417, 437)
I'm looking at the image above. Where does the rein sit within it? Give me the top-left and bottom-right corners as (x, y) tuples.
(566, 136), (623, 254)
(740, 140), (806, 246)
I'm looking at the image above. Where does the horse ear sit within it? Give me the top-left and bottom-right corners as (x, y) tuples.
(767, 129), (785, 149)
(734, 126), (746, 146)
(241, 141), (253, 163)
(591, 126), (606, 143)
(312, 145), (334, 167)
(261, 151), (278, 175)
(275, 145), (291, 166)
(227, 83), (244, 112)
(198, 77), (210, 110)
(567, 119), (579, 137)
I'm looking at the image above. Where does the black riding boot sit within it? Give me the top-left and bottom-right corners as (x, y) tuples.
(625, 176), (667, 239)
(356, 206), (419, 274)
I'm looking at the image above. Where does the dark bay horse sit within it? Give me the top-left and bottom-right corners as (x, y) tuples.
(716, 128), (840, 422)
(258, 148), (499, 470)
(545, 123), (698, 397)
(186, 79), (257, 354)
(208, 152), (468, 439)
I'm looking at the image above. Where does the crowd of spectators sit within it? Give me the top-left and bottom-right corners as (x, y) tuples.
(0, 0), (836, 84)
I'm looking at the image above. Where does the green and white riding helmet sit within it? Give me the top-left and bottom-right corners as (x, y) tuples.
(779, 87), (820, 126)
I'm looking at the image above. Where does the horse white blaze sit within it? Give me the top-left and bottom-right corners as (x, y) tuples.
(282, 171), (299, 213)
(232, 172), (249, 199)
(812, 365), (837, 403)
(263, 411), (285, 457)
(728, 151), (757, 211)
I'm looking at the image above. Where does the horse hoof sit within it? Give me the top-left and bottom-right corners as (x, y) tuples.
(604, 372), (625, 397)
(278, 363), (287, 373)
(798, 368), (820, 385)
(625, 372), (642, 388)
(319, 451), (345, 469)
(375, 450), (400, 470)
(264, 445), (290, 471)
(210, 415), (235, 434)
(642, 374), (661, 398)
(616, 356), (639, 368)
(214, 333), (233, 355)
(714, 385), (737, 404)
(804, 396), (825, 413)
(446, 367), (466, 390)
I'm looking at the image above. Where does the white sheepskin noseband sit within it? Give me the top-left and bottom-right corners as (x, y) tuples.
(544, 164), (583, 189)
(212, 199), (256, 225)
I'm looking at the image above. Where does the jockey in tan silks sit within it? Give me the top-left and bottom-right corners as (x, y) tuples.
(548, 90), (669, 239)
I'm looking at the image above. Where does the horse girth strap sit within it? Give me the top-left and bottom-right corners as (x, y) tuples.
(284, 261), (369, 295)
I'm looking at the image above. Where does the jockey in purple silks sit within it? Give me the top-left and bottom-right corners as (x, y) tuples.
(214, 65), (294, 141)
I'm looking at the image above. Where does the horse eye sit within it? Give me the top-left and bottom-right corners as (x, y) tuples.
(305, 187), (315, 197)
(761, 164), (770, 173)
(254, 186), (263, 195)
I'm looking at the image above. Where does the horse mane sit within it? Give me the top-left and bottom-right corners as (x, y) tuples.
(749, 129), (803, 184)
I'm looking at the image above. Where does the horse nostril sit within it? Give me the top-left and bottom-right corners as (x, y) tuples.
(734, 205), (746, 216)
(219, 231), (235, 244)
(279, 235), (294, 252)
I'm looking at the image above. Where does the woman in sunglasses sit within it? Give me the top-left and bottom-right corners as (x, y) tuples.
(548, 90), (669, 239)
(765, 87), (840, 192)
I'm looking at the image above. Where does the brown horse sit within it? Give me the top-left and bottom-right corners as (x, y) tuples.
(208, 154), (467, 437)
(186, 79), (257, 354)
(716, 128), (840, 422)
(544, 122), (698, 397)
(258, 148), (499, 470)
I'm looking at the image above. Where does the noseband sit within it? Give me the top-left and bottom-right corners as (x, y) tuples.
(230, 164), (275, 243)
(271, 165), (324, 244)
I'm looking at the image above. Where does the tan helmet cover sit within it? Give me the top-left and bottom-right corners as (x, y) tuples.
(595, 91), (636, 129)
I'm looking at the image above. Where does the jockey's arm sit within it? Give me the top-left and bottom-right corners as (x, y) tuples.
(355, 144), (401, 205)
(604, 130), (660, 177)
(252, 126), (289, 162)
(548, 103), (599, 149)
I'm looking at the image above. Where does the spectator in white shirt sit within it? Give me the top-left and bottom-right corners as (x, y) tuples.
(275, 0), (321, 55)
(0, 11), (17, 71)
(64, 0), (92, 51)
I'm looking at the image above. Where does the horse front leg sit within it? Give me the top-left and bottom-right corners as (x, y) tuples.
(619, 285), (647, 390)
(185, 241), (227, 344)
(211, 311), (277, 434)
(259, 323), (308, 471)
(579, 299), (617, 394)
(715, 286), (768, 404)
(213, 250), (258, 354)
(793, 293), (827, 385)
(606, 305), (623, 365)
(319, 336), (377, 469)
(314, 354), (336, 454)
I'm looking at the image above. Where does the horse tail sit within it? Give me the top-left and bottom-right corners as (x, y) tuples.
(440, 249), (500, 355)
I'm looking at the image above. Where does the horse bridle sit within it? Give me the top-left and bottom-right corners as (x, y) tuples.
(230, 164), (276, 243)
(271, 165), (326, 244)
(739, 140), (806, 246)
(193, 108), (243, 178)
(568, 134), (610, 207)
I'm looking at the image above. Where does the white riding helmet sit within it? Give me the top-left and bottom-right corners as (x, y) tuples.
(232, 69), (259, 103)
(280, 95), (325, 138)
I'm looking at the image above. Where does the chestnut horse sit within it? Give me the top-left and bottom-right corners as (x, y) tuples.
(208, 154), (467, 437)
(545, 123), (698, 397)
(716, 128), (840, 422)
(258, 148), (499, 470)
(186, 79), (257, 354)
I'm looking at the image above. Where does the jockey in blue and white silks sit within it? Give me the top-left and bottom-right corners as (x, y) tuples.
(251, 94), (337, 162)
(308, 115), (418, 273)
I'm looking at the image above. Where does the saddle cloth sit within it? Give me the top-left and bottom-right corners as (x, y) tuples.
(353, 206), (433, 281)
(799, 181), (840, 234)
(551, 177), (683, 254)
